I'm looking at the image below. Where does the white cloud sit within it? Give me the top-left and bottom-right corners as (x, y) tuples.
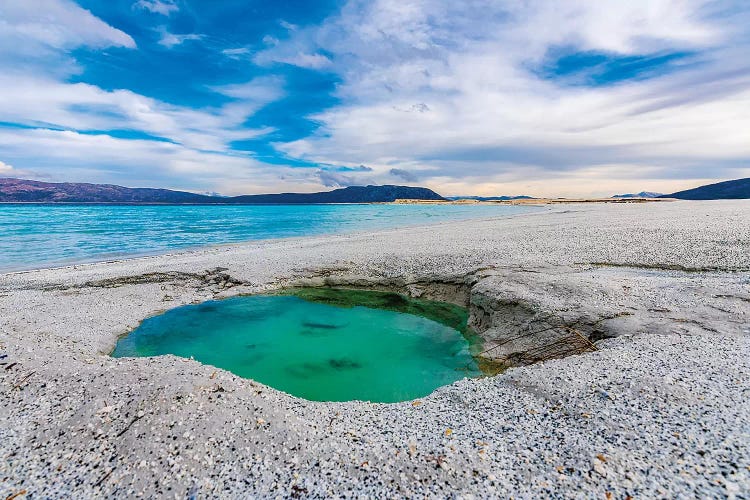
(135, 0), (179, 16)
(0, 127), (317, 194)
(254, 50), (333, 69)
(212, 76), (285, 101)
(0, 74), (283, 152)
(0, 0), (294, 194)
(0, 158), (38, 180)
(288, 52), (333, 69)
(222, 47), (252, 59)
(2, 0), (749, 195)
(284, 52), (332, 69)
(262, 35), (279, 46)
(264, 0), (750, 195)
(0, 0), (135, 50)
(0, 160), (14, 174)
(279, 20), (298, 32)
(157, 28), (203, 48)
(0, 0), (295, 194)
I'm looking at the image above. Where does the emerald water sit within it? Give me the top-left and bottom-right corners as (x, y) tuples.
(112, 290), (482, 402)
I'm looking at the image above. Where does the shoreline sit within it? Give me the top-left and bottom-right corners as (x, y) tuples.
(0, 203), (542, 275)
(0, 197), (677, 206)
(1, 207), (547, 276)
(1, 200), (748, 497)
(391, 197), (677, 205)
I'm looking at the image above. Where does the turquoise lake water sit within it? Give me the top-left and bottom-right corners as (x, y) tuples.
(0, 204), (533, 271)
(112, 294), (481, 402)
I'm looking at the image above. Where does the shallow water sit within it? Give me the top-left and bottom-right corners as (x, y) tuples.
(112, 293), (482, 402)
(0, 203), (534, 271)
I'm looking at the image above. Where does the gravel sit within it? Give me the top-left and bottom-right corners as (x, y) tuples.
(0, 200), (748, 498)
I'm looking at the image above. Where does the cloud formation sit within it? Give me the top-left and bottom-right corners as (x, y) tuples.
(337, 165), (372, 172)
(157, 28), (203, 48)
(254, 50), (333, 70)
(0, 0), (290, 194)
(270, 0), (750, 195)
(317, 170), (357, 187)
(0, 0), (135, 51)
(0, 160), (14, 174)
(389, 168), (418, 182)
(0, 0), (748, 196)
(0, 74), (279, 151)
(135, 0), (178, 16)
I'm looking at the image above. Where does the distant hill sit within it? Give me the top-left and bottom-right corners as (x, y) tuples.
(0, 178), (215, 203)
(611, 191), (664, 199)
(0, 178), (444, 204)
(663, 177), (750, 200)
(447, 195), (535, 201)
(233, 185), (444, 204)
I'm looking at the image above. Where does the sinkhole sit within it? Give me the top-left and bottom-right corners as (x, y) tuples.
(112, 288), (486, 403)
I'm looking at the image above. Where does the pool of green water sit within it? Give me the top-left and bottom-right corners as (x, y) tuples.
(112, 289), (483, 402)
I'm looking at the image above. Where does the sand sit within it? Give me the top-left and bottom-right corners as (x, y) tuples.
(1, 200), (748, 498)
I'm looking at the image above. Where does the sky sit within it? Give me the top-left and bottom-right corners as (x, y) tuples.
(0, 0), (749, 197)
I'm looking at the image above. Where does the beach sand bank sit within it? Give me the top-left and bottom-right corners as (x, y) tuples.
(1, 200), (748, 497)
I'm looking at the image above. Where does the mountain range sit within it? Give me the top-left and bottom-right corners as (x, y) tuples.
(1, 176), (748, 204)
(662, 177), (750, 200)
(0, 178), (444, 204)
(611, 191), (664, 199)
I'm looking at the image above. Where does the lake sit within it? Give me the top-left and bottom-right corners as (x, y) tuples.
(0, 203), (534, 271)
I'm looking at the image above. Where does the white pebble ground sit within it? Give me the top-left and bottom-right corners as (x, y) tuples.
(0, 200), (748, 498)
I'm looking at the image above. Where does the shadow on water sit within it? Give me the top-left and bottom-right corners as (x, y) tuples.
(286, 288), (470, 333)
(301, 321), (347, 330)
(328, 358), (362, 370)
(285, 357), (364, 379)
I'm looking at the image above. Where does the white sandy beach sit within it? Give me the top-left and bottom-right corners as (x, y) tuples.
(1, 201), (749, 498)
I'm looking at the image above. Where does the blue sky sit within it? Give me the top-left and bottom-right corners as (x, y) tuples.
(0, 0), (749, 196)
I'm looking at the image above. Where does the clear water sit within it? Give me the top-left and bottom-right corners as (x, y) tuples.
(0, 203), (533, 271)
(112, 293), (482, 402)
